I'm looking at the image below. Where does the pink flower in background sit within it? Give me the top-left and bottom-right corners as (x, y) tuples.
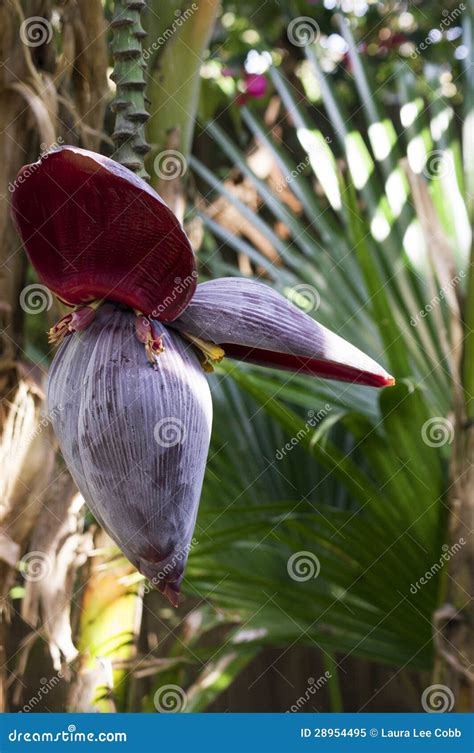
(220, 64), (268, 105)
(236, 72), (267, 105)
(243, 72), (267, 98)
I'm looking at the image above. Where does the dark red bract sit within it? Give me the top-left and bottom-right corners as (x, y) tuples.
(11, 146), (196, 321)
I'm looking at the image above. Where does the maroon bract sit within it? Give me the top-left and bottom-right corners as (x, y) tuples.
(11, 146), (196, 321)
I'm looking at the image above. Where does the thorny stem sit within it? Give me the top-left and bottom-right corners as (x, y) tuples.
(111, 0), (150, 179)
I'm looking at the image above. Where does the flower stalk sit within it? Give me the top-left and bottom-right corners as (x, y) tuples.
(110, 0), (150, 179)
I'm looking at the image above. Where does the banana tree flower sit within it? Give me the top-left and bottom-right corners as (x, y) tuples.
(47, 303), (212, 608)
(12, 146), (394, 605)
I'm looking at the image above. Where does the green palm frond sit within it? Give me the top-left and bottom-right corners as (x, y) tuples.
(181, 6), (472, 677)
(184, 376), (442, 671)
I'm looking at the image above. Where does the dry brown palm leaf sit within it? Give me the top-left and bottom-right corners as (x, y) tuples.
(56, 93), (112, 149)
(54, 0), (108, 150)
(404, 161), (464, 393)
(247, 141), (302, 214)
(0, 372), (55, 604)
(204, 178), (280, 266)
(112, 656), (188, 679)
(74, 0), (108, 149)
(21, 470), (91, 670)
(8, 81), (56, 147)
(67, 529), (143, 712)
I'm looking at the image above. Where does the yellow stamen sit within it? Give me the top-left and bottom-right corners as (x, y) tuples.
(145, 336), (165, 365)
(182, 332), (225, 372)
(47, 318), (70, 344)
(47, 299), (102, 345)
